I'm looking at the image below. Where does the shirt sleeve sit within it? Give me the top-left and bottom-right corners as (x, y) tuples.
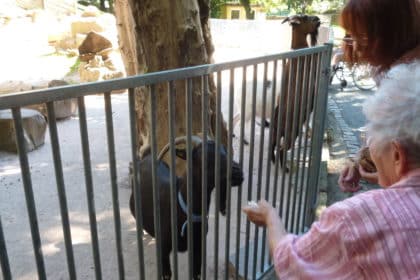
(272, 205), (360, 279)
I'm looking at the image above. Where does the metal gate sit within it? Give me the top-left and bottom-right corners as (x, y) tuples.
(0, 44), (332, 280)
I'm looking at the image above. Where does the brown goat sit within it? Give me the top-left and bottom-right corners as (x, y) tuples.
(270, 15), (321, 168)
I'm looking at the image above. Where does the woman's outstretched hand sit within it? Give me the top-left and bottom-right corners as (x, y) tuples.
(338, 161), (379, 192)
(242, 199), (276, 227)
(338, 162), (362, 192)
(358, 165), (378, 184)
(242, 199), (287, 256)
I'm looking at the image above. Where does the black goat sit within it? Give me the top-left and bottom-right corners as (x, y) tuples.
(129, 136), (243, 279)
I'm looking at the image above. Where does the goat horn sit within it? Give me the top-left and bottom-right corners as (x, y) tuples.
(157, 135), (202, 161)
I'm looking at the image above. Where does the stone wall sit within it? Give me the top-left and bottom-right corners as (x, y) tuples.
(209, 18), (333, 61)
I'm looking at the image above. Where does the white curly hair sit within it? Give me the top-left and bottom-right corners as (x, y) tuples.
(363, 61), (420, 165)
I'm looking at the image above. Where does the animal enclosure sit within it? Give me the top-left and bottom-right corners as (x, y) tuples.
(0, 45), (331, 280)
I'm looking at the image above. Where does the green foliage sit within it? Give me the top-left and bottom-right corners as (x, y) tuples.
(210, 0), (227, 18)
(78, 0), (114, 13)
(66, 57), (81, 77)
(209, 0), (345, 19)
(268, 0), (345, 15)
(286, 0), (314, 14)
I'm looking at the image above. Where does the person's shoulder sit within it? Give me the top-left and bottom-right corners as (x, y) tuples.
(387, 59), (420, 79)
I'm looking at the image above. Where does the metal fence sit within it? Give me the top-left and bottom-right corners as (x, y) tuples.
(0, 44), (332, 280)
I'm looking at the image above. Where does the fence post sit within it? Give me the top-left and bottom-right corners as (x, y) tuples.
(304, 43), (333, 229)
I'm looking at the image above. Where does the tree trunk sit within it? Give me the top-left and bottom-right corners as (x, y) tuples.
(239, 0), (253, 19)
(114, 0), (227, 159)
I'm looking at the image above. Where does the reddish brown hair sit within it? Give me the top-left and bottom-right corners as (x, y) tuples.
(340, 0), (420, 73)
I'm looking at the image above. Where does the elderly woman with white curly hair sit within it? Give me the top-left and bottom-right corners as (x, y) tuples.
(243, 62), (420, 279)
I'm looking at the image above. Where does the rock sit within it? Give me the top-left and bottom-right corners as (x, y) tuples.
(103, 71), (124, 80)
(31, 80), (49, 90)
(0, 80), (31, 94)
(81, 5), (101, 17)
(79, 55), (123, 84)
(55, 35), (78, 51)
(71, 18), (105, 37)
(79, 58), (104, 82)
(78, 31), (113, 62)
(25, 80), (78, 120)
(0, 109), (47, 153)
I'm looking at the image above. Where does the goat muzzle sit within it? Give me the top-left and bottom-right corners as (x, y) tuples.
(231, 161), (244, 186)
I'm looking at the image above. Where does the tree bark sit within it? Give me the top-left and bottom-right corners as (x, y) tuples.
(114, 0), (227, 159)
(239, 0), (253, 19)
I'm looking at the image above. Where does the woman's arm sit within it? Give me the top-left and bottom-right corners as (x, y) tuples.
(242, 200), (287, 255)
(244, 200), (360, 278)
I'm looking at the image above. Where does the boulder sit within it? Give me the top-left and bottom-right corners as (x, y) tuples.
(78, 31), (113, 62)
(0, 109), (47, 153)
(71, 18), (105, 37)
(81, 5), (101, 17)
(0, 80), (31, 94)
(79, 55), (124, 84)
(25, 80), (78, 120)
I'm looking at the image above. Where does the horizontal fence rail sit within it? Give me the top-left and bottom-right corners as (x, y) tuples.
(0, 46), (327, 110)
(0, 44), (332, 279)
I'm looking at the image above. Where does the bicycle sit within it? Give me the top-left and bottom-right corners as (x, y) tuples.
(330, 50), (377, 91)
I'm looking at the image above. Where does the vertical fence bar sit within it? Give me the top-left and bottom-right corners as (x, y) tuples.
(224, 69), (235, 280)
(234, 66), (247, 280)
(214, 71), (222, 280)
(296, 54), (316, 233)
(149, 85), (163, 279)
(302, 52), (323, 229)
(46, 102), (77, 279)
(244, 64), (258, 280)
(278, 59), (295, 223)
(261, 59), (278, 267)
(304, 47), (332, 228)
(284, 56), (303, 231)
(103, 93), (125, 279)
(201, 76), (208, 280)
(0, 215), (11, 280)
(168, 81), (179, 280)
(186, 78), (194, 280)
(11, 107), (47, 280)
(268, 59), (287, 267)
(77, 96), (102, 280)
(271, 58), (288, 210)
(252, 62), (268, 277)
(290, 56), (309, 233)
(128, 88), (146, 279)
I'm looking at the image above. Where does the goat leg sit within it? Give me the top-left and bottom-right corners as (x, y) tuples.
(161, 250), (172, 280)
(192, 227), (202, 280)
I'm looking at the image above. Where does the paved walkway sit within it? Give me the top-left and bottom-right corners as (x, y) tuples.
(324, 76), (379, 206)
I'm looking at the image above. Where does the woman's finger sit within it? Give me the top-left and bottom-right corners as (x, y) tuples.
(358, 165), (378, 184)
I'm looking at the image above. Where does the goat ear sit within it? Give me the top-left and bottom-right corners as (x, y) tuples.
(281, 17), (289, 24)
(175, 148), (187, 160)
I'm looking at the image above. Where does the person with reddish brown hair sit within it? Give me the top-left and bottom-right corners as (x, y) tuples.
(338, 0), (420, 192)
(340, 0), (420, 73)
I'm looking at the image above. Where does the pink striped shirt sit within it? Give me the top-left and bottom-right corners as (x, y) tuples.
(273, 169), (420, 279)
